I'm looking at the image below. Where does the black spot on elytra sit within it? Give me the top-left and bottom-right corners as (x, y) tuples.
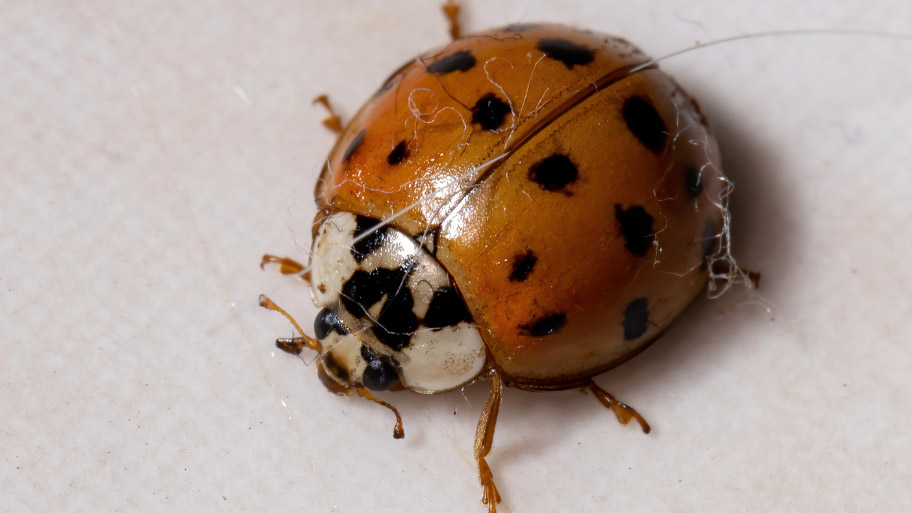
(503, 23), (540, 33)
(360, 345), (398, 391)
(537, 38), (595, 68)
(387, 141), (409, 165)
(508, 250), (538, 282)
(340, 265), (418, 351)
(701, 218), (719, 270)
(427, 50), (476, 74)
(519, 313), (567, 337)
(623, 298), (649, 340)
(685, 165), (704, 199)
(615, 204), (655, 256)
(622, 96), (667, 155)
(342, 129), (366, 162)
(423, 287), (473, 329)
(528, 154), (578, 193)
(314, 308), (349, 340)
(351, 216), (388, 263)
(322, 352), (350, 382)
(471, 94), (512, 131)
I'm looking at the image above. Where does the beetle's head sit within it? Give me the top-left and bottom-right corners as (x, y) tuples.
(269, 303), (406, 439)
(309, 307), (402, 394)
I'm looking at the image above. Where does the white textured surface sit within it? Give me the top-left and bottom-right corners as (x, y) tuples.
(3, 1), (911, 512)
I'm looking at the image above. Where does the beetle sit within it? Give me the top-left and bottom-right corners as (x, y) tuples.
(260, 4), (748, 511)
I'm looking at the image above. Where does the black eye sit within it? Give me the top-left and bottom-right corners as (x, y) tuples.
(314, 308), (348, 340)
(362, 357), (398, 391)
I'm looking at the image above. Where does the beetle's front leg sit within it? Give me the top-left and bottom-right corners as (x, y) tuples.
(260, 254), (311, 282)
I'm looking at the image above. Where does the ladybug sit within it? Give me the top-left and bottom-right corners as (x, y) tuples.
(261, 7), (743, 513)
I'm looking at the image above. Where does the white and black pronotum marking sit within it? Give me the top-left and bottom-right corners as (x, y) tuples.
(310, 212), (486, 394)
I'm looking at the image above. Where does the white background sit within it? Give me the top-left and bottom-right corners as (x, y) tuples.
(3, 1), (911, 512)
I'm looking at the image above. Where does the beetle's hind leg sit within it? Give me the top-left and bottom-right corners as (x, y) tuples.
(474, 369), (503, 513)
(587, 381), (651, 434)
